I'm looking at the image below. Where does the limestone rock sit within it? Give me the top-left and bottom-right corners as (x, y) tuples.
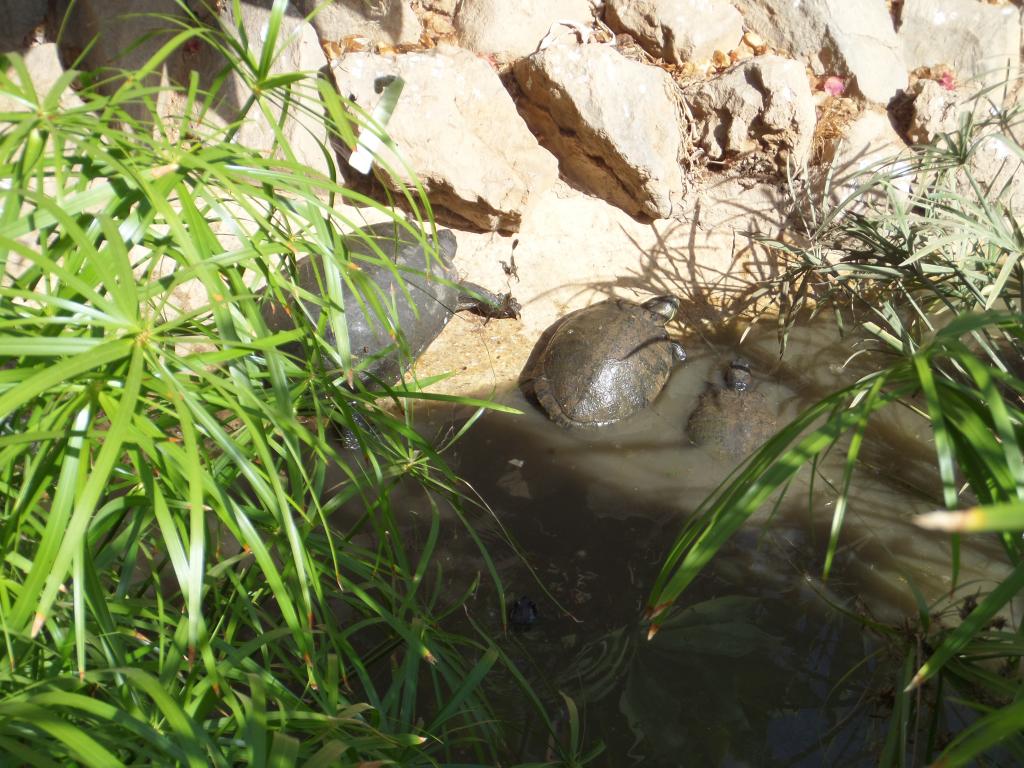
(333, 48), (558, 231)
(733, 0), (907, 104)
(0, 0), (47, 51)
(410, 177), (789, 397)
(691, 55), (816, 169)
(966, 132), (1024, 215)
(907, 79), (961, 145)
(514, 43), (684, 219)
(56, 0), (331, 177)
(455, 0), (595, 58)
(294, 0), (422, 46)
(821, 110), (906, 175)
(605, 0), (743, 64)
(899, 0), (1021, 90)
(56, 0), (182, 78)
(54, 0), (199, 137)
(421, 0), (457, 14)
(820, 110), (910, 211)
(219, 3), (331, 176)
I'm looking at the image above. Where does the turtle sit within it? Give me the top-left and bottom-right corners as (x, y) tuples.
(508, 596), (539, 632)
(521, 296), (687, 428)
(686, 358), (778, 456)
(263, 220), (519, 385)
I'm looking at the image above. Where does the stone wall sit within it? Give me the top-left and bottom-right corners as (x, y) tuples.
(4, 0), (1023, 394)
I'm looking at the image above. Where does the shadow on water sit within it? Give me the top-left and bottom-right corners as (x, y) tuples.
(340, 314), (1016, 766)
(426, 406), (884, 766)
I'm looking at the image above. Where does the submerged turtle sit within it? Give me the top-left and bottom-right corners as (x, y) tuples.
(686, 358), (778, 456)
(263, 221), (519, 385)
(508, 596), (539, 632)
(521, 296), (687, 428)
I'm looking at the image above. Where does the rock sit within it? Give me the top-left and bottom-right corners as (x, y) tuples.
(455, 0), (595, 59)
(690, 55), (816, 169)
(294, 0), (423, 46)
(685, 176), (790, 309)
(333, 48), (558, 231)
(0, 43), (83, 112)
(56, 0), (181, 78)
(965, 132), (1024, 216)
(421, 0), (458, 14)
(54, 0), (195, 134)
(823, 110), (906, 169)
(732, 0), (907, 104)
(217, 2), (331, 177)
(900, 74), (1024, 216)
(604, 0), (744, 64)
(907, 79), (961, 145)
(899, 0), (1021, 90)
(514, 43), (684, 219)
(819, 110), (910, 211)
(0, 0), (47, 51)
(55, 1), (331, 177)
(408, 176), (790, 398)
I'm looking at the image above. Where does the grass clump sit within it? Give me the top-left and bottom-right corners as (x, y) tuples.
(0, 1), (577, 764)
(651, 85), (1024, 765)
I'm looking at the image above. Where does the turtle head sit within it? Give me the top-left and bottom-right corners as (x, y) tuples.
(641, 295), (680, 324)
(436, 228), (458, 264)
(725, 358), (753, 391)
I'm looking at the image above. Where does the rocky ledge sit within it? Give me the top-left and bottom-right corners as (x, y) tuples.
(4, 0), (1023, 396)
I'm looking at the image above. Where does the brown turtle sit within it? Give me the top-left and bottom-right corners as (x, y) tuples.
(687, 358), (778, 456)
(522, 296), (686, 428)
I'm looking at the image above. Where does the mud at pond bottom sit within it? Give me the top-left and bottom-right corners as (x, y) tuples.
(336, 319), (1021, 766)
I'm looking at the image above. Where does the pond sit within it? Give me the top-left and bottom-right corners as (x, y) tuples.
(358, 314), (1017, 766)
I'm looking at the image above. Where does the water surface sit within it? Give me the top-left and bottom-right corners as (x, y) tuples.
(398, 317), (1014, 765)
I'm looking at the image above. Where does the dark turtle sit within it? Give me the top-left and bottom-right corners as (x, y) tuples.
(263, 220), (519, 385)
(508, 596), (539, 632)
(521, 296), (687, 428)
(686, 358), (778, 456)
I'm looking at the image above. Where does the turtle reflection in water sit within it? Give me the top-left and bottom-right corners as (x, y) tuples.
(521, 296), (687, 428)
(686, 358), (778, 457)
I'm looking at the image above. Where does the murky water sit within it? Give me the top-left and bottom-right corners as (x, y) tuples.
(373, 316), (1017, 765)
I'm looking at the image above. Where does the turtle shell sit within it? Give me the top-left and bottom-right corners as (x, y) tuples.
(263, 221), (459, 384)
(530, 298), (678, 427)
(687, 378), (777, 457)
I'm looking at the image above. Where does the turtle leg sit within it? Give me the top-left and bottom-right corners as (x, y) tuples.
(670, 340), (687, 363)
(457, 281), (522, 320)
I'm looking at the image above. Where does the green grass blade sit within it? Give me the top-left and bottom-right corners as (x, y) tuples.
(931, 695), (1024, 767)
(7, 402), (91, 631)
(915, 501), (1024, 532)
(906, 560), (1024, 691)
(913, 354), (959, 510)
(0, 702), (123, 767)
(31, 346), (145, 636)
(0, 339), (132, 419)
